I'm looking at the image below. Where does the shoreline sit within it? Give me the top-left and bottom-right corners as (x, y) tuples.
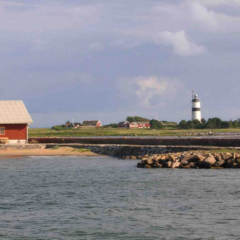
(0, 147), (100, 158)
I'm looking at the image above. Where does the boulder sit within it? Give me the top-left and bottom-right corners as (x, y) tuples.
(169, 154), (176, 162)
(190, 162), (198, 168)
(236, 158), (240, 164)
(172, 162), (181, 168)
(137, 162), (145, 168)
(131, 156), (137, 160)
(225, 158), (235, 168)
(232, 163), (240, 168)
(181, 154), (199, 164)
(161, 155), (168, 160)
(154, 155), (162, 161)
(167, 161), (172, 168)
(204, 156), (216, 166)
(196, 159), (210, 168)
(145, 164), (151, 169)
(213, 159), (225, 167)
(214, 153), (222, 161)
(235, 153), (240, 159)
(159, 159), (167, 167)
(181, 165), (191, 169)
(221, 153), (232, 161)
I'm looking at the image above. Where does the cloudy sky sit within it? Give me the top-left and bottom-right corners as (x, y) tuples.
(1, 0), (240, 127)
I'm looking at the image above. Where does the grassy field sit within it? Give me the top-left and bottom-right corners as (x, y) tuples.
(29, 127), (240, 138)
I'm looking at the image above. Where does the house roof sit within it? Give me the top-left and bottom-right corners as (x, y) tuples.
(118, 121), (129, 124)
(0, 100), (33, 124)
(82, 120), (100, 126)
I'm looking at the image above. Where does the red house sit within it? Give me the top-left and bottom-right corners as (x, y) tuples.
(0, 101), (33, 144)
(129, 122), (150, 129)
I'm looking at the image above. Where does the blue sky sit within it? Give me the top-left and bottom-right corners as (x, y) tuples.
(1, 0), (240, 127)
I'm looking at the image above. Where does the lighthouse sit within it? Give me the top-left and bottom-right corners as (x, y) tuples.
(192, 91), (201, 122)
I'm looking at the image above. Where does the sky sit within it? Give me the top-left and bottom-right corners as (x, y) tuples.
(1, 0), (240, 127)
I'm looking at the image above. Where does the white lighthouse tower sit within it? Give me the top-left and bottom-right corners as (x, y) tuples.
(192, 90), (201, 122)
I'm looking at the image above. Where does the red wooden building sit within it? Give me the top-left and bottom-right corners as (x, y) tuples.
(0, 101), (33, 144)
(129, 122), (150, 129)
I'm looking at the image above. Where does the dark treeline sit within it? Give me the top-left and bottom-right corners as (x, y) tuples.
(178, 118), (240, 129)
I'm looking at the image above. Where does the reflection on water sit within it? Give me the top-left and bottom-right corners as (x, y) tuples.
(0, 156), (240, 239)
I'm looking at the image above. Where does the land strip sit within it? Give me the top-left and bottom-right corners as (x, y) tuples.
(29, 128), (240, 138)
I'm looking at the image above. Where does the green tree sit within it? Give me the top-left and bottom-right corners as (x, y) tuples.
(150, 119), (163, 129)
(192, 119), (201, 129)
(233, 120), (239, 128)
(201, 118), (206, 125)
(187, 120), (194, 129)
(178, 120), (188, 129)
(221, 121), (230, 128)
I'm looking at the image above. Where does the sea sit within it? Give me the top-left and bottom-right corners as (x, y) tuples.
(0, 156), (240, 240)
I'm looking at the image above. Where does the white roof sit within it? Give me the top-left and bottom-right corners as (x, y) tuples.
(0, 101), (33, 124)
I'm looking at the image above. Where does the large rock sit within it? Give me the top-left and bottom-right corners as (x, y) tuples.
(181, 154), (200, 165)
(154, 155), (162, 161)
(145, 164), (151, 169)
(131, 156), (137, 160)
(169, 154), (176, 162)
(190, 162), (198, 168)
(221, 153), (232, 161)
(167, 161), (172, 168)
(232, 163), (240, 168)
(213, 159), (225, 167)
(204, 156), (216, 166)
(137, 162), (145, 168)
(225, 158), (235, 168)
(146, 157), (153, 165)
(172, 162), (181, 168)
(214, 153), (222, 161)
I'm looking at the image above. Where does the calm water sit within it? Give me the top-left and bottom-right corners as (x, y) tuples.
(1, 156), (240, 240)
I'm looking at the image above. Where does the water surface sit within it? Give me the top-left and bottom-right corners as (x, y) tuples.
(0, 156), (240, 240)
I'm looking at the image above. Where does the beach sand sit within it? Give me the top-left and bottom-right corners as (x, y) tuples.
(0, 147), (99, 158)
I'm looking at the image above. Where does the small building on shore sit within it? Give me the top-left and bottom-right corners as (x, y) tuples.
(129, 121), (150, 129)
(82, 120), (102, 128)
(0, 101), (33, 144)
(118, 121), (130, 128)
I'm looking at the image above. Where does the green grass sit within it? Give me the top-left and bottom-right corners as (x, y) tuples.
(29, 127), (240, 138)
(78, 148), (91, 152)
(51, 145), (60, 150)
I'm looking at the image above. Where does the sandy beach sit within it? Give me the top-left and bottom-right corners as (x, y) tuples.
(0, 147), (99, 158)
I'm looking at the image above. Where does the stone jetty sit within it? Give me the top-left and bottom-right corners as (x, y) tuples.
(136, 152), (240, 169)
(46, 144), (240, 169)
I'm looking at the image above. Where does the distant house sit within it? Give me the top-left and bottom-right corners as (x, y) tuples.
(129, 121), (150, 129)
(118, 121), (130, 128)
(82, 120), (102, 128)
(137, 122), (150, 128)
(129, 122), (139, 129)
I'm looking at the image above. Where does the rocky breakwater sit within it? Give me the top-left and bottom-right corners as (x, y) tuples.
(137, 152), (240, 169)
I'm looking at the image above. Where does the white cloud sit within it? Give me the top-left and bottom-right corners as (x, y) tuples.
(191, 2), (218, 30)
(89, 42), (104, 51)
(157, 31), (206, 56)
(199, 0), (240, 6)
(117, 76), (188, 109)
(0, 1), (103, 32)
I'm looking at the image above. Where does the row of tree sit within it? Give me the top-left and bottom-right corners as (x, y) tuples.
(178, 118), (240, 129)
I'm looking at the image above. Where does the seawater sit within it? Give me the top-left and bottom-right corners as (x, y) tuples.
(1, 156), (240, 240)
